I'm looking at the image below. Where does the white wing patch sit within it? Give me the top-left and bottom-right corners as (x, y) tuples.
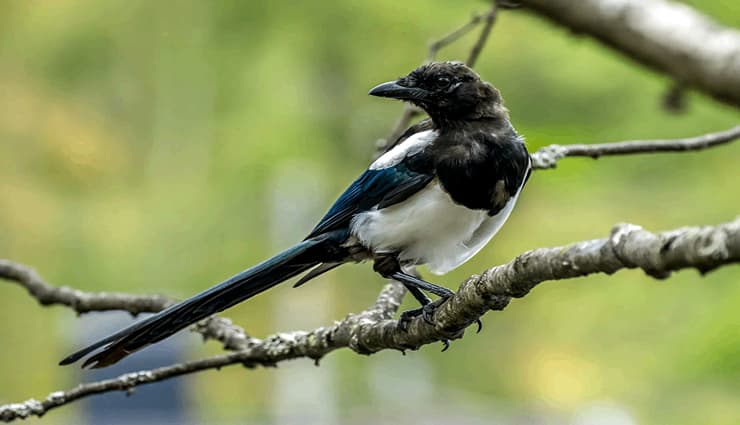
(370, 130), (438, 170)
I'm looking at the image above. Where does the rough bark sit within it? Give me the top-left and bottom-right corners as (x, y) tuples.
(1, 217), (738, 421)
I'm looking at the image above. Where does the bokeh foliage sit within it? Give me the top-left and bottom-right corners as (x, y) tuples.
(0, 1), (738, 424)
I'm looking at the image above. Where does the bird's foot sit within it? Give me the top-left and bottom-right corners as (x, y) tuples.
(397, 296), (448, 328)
(420, 297), (447, 325)
(396, 296), (483, 350)
(396, 297), (453, 351)
(397, 307), (422, 332)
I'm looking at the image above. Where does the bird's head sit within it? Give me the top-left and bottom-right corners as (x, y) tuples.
(369, 61), (506, 124)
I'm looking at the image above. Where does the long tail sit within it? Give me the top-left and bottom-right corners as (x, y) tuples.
(59, 235), (339, 368)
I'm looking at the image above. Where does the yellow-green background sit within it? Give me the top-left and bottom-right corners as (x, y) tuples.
(1, 1), (738, 424)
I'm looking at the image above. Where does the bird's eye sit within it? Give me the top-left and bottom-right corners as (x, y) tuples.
(436, 77), (451, 89)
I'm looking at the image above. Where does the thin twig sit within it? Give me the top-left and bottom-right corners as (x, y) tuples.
(530, 124), (740, 169)
(427, 13), (489, 63)
(0, 260), (253, 351)
(0, 261), (172, 315)
(465, 5), (498, 66)
(2, 217), (738, 421)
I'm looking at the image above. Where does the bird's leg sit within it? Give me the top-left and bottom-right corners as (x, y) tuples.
(390, 271), (454, 298)
(374, 254), (453, 300)
(373, 253), (482, 332)
(397, 284), (431, 332)
(373, 253), (461, 349)
(391, 271), (482, 347)
(389, 270), (483, 335)
(393, 276), (452, 351)
(392, 272), (452, 325)
(372, 252), (402, 278)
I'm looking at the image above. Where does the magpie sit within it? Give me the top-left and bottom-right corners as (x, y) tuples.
(60, 61), (531, 368)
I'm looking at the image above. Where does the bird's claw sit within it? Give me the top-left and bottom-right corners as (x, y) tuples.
(397, 308), (452, 351)
(420, 299), (446, 325)
(423, 297), (449, 323)
(397, 295), (453, 348)
(397, 308), (421, 332)
(398, 296), (450, 329)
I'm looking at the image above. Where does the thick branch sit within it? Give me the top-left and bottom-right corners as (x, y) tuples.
(336, 217), (740, 353)
(518, 0), (740, 108)
(530, 124), (740, 169)
(2, 218), (737, 421)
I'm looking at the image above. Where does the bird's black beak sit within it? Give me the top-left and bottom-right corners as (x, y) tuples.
(368, 80), (428, 101)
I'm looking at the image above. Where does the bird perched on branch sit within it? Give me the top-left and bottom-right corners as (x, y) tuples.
(60, 61), (531, 368)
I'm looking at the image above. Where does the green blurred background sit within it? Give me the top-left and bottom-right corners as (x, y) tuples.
(1, 1), (738, 424)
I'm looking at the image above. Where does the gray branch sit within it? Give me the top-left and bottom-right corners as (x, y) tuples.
(517, 0), (740, 108)
(0, 261), (173, 315)
(0, 260), (253, 352)
(530, 124), (740, 169)
(2, 217), (738, 421)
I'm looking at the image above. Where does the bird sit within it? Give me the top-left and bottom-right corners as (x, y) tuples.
(59, 61), (531, 369)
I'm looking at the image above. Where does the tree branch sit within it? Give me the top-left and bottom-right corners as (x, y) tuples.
(0, 261), (172, 315)
(0, 260), (254, 352)
(530, 124), (740, 169)
(2, 217), (738, 421)
(517, 0), (740, 108)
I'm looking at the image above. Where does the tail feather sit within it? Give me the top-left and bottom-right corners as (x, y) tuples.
(293, 262), (343, 288)
(60, 237), (335, 368)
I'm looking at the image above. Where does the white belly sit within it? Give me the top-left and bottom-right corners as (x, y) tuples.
(350, 181), (522, 275)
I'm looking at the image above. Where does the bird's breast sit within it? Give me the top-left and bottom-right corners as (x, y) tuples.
(433, 137), (529, 215)
(350, 180), (520, 275)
